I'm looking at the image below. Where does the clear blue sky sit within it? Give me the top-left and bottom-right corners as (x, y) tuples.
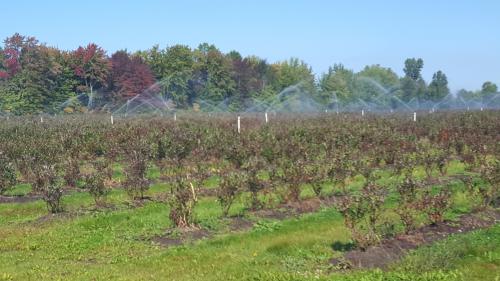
(3, 0), (499, 91)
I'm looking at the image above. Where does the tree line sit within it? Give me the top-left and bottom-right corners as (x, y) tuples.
(0, 33), (497, 114)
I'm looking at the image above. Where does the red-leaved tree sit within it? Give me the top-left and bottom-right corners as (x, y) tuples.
(0, 33), (39, 78)
(71, 43), (109, 103)
(109, 50), (155, 100)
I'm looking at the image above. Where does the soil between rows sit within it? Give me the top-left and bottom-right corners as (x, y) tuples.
(330, 209), (500, 269)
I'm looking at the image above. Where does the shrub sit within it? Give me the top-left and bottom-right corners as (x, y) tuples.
(217, 172), (245, 217)
(83, 173), (108, 207)
(420, 187), (452, 225)
(0, 152), (16, 194)
(124, 150), (150, 200)
(244, 156), (267, 209)
(335, 177), (387, 250)
(305, 163), (328, 197)
(328, 154), (353, 192)
(479, 159), (500, 207)
(478, 158), (500, 208)
(82, 160), (110, 207)
(393, 153), (417, 178)
(279, 159), (307, 202)
(395, 176), (422, 233)
(417, 138), (440, 179)
(168, 176), (198, 228)
(31, 164), (64, 213)
(63, 157), (80, 187)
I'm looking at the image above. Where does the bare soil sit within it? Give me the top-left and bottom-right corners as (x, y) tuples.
(254, 196), (338, 219)
(0, 194), (41, 203)
(228, 216), (254, 232)
(152, 227), (212, 247)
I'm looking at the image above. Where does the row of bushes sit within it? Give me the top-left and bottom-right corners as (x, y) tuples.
(0, 113), (498, 242)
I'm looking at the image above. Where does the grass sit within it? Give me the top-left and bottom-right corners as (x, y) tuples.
(0, 160), (498, 280)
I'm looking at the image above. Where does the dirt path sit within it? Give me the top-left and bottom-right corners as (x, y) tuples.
(0, 194), (41, 204)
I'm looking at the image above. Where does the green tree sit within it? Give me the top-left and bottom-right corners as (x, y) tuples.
(0, 40), (76, 114)
(481, 81), (498, 95)
(457, 88), (480, 101)
(162, 45), (194, 107)
(272, 58), (315, 92)
(135, 45), (166, 80)
(358, 65), (399, 88)
(192, 44), (235, 106)
(403, 58), (424, 80)
(319, 64), (355, 104)
(479, 81), (499, 105)
(400, 58), (426, 102)
(427, 70), (449, 101)
(355, 65), (400, 105)
(136, 45), (195, 107)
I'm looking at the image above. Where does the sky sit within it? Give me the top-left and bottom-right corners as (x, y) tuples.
(3, 0), (499, 92)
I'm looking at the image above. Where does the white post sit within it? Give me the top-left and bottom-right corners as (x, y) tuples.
(40, 116), (43, 123)
(265, 112), (268, 123)
(361, 109), (364, 117)
(174, 113), (177, 121)
(110, 115), (114, 125)
(237, 116), (241, 134)
(413, 112), (417, 122)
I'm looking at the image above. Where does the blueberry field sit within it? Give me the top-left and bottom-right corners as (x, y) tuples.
(0, 111), (499, 280)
